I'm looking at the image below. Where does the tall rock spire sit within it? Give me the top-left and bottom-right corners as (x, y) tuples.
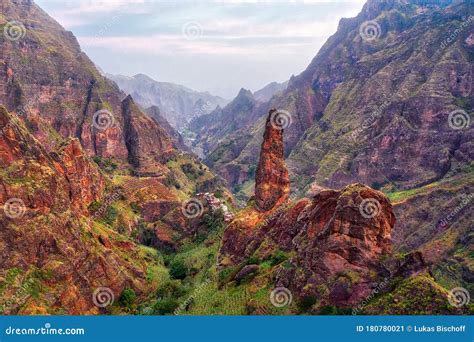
(254, 109), (290, 212)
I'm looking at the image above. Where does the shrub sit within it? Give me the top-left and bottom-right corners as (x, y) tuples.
(297, 296), (317, 312)
(319, 305), (352, 315)
(202, 209), (225, 232)
(102, 205), (118, 226)
(181, 163), (199, 180)
(156, 280), (188, 299)
(88, 201), (102, 213)
(169, 259), (188, 280)
(153, 298), (179, 315)
(163, 173), (181, 189)
(319, 305), (337, 315)
(269, 250), (288, 266)
(246, 256), (260, 265)
(92, 156), (118, 173)
(119, 288), (137, 308)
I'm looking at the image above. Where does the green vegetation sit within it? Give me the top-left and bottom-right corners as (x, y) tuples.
(363, 275), (465, 315)
(319, 305), (352, 315)
(169, 259), (188, 280)
(163, 172), (181, 189)
(92, 157), (118, 173)
(119, 288), (137, 309)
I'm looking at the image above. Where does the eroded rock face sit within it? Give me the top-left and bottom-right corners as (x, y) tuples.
(0, 0), (177, 175)
(0, 108), (151, 314)
(53, 138), (106, 214)
(220, 183), (395, 307)
(121, 95), (174, 175)
(254, 109), (290, 212)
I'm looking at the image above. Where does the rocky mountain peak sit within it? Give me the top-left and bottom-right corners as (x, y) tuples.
(254, 109), (290, 212)
(236, 88), (253, 99)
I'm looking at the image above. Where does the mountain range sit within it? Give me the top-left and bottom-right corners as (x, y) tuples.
(0, 0), (472, 315)
(107, 73), (229, 130)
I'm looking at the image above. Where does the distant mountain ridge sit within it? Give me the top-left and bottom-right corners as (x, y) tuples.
(192, 0), (473, 197)
(253, 80), (288, 103)
(107, 73), (229, 129)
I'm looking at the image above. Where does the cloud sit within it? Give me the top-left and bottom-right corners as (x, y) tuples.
(80, 34), (325, 56)
(35, 0), (365, 98)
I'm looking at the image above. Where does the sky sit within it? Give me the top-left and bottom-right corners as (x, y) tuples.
(35, 0), (366, 99)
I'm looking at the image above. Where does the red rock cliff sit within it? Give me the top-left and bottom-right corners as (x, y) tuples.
(254, 109), (290, 212)
(220, 183), (395, 307)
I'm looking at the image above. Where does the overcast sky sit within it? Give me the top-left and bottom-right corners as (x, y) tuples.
(35, 0), (365, 99)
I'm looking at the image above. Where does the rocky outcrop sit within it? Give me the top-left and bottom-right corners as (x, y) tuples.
(53, 138), (106, 213)
(121, 95), (174, 175)
(144, 105), (189, 152)
(220, 183), (395, 307)
(0, 107), (153, 314)
(254, 109), (290, 212)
